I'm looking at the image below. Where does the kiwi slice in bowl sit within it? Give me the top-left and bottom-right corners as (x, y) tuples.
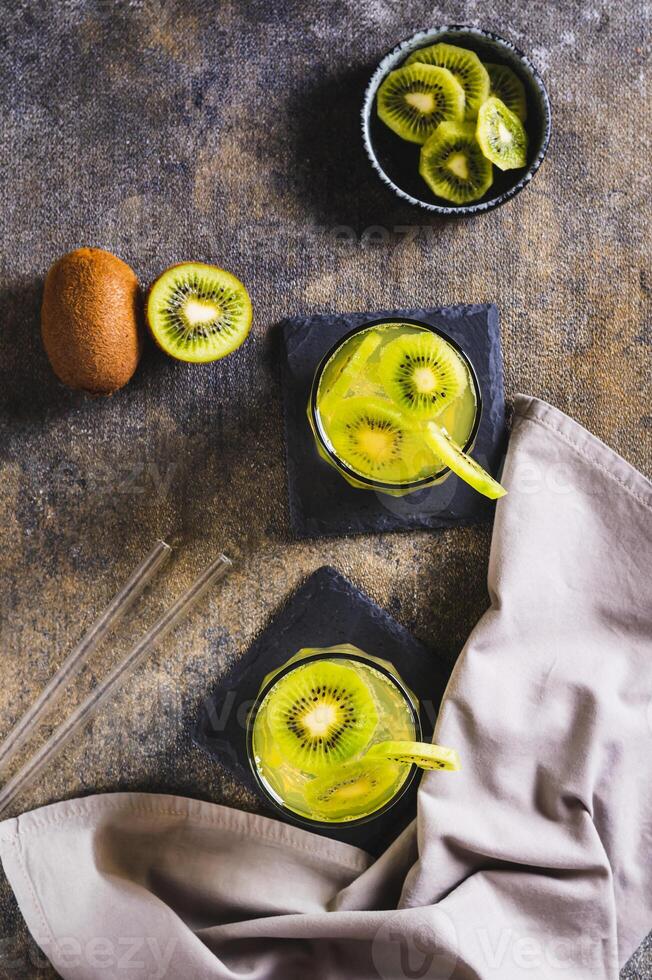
(485, 63), (527, 122)
(305, 759), (402, 820)
(406, 43), (490, 120)
(265, 661), (378, 776)
(419, 121), (493, 204)
(476, 97), (528, 171)
(424, 421), (506, 499)
(325, 396), (434, 484)
(147, 262), (252, 363)
(376, 63), (465, 144)
(378, 331), (468, 419)
(366, 740), (461, 771)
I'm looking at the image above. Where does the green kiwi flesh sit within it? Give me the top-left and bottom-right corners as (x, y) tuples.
(476, 97), (528, 171)
(265, 661), (378, 775)
(424, 421), (507, 499)
(305, 759), (402, 819)
(147, 262), (252, 363)
(406, 42), (490, 119)
(485, 63), (527, 121)
(419, 121), (493, 204)
(378, 331), (468, 418)
(377, 63), (465, 144)
(366, 739), (462, 771)
(324, 396), (434, 484)
(319, 330), (381, 415)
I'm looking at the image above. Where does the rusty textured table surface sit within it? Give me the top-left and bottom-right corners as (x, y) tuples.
(0, 1), (650, 976)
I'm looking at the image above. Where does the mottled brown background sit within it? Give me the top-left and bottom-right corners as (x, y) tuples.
(0, 0), (650, 976)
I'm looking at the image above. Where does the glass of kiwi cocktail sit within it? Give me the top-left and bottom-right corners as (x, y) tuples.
(247, 645), (423, 826)
(308, 319), (506, 499)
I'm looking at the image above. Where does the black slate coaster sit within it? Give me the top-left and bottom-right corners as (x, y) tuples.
(280, 304), (506, 538)
(193, 566), (451, 855)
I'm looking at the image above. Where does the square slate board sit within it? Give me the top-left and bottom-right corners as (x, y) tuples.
(193, 566), (451, 855)
(280, 304), (506, 538)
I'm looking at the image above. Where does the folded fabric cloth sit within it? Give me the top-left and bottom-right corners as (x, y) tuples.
(1, 394), (650, 980)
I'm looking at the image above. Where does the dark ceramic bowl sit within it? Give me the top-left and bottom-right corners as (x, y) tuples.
(362, 26), (552, 215)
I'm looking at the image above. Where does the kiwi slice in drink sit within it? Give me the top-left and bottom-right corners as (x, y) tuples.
(424, 421), (506, 499)
(476, 97), (528, 171)
(485, 63), (527, 121)
(305, 759), (401, 820)
(420, 121), (493, 204)
(319, 330), (382, 417)
(376, 63), (465, 144)
(265, 661), (378, 776)
(406, 42), (490, 120)
(325, 396), (433, 483)
(147, 262), (252, 363)
(366, 740), (461, 771)
(378, 331), (468, 419)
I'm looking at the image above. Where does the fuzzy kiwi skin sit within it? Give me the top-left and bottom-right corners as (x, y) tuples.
(41, 247), (143, 395)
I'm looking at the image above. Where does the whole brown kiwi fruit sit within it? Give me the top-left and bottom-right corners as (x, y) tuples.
(41, 247), (143, 395)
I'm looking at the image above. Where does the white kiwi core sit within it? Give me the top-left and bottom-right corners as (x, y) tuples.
(447, 152), (470, 180)
(183, 297), (221, 326)
(405, 91), (436, 113)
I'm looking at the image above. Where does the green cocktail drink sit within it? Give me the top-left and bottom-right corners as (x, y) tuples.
(247, 645), (421, 825)
(308, 319), (506, 499)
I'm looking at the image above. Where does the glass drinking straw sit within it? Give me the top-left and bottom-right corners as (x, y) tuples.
(0, 553), (232, 818)
(0, 539), (172, 775)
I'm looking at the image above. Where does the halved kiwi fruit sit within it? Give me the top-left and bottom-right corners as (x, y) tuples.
(419, 121), (493, 204)
(305, 759), (401, 820)
(377, 63), (465, 144)
(366, 740), (461, 771)
(319, 330), (381, 416)
(485, 63), (527, 121)
(378, 331), (468, 419)
(265, 661), (378, 775)
(406, 42), (490, 120)
(147, 262), (252, 363)
(325, 396), (434, 484)
(424, 421), (506, 499)
(476, 97), (528, 171)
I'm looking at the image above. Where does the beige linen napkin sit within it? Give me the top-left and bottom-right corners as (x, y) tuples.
(1, 394), (650, 979)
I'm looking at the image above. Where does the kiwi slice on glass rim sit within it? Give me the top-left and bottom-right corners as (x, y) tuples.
(378, 331), (468, 419)
(485, 63), (527, 122)
(147, 262), (252, 363)
(377, 63), (465, 144)
(305, 759), (401, 820)
(265, 661), (378, 776)
(424, 421), (506, 499)
(366, 740), (461, 771)
(476, 97), (528, 171)
(325, 396), (434, 484)
(419, 121), (493, 204)
(406, 42), (490, 120)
